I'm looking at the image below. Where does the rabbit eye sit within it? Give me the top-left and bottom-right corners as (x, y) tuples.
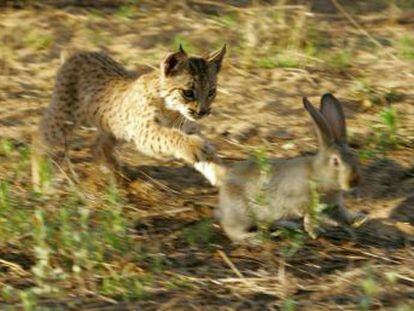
(181, 89), (196, 101)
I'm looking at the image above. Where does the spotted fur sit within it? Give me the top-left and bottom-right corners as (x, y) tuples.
(32, 46), (226, 190)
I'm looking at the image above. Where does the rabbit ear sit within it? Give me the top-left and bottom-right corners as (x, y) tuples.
(303, 97), (334, 148)
(320, 93), (347, 144)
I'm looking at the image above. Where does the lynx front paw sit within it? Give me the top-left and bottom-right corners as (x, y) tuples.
(180, 135), (216, 164)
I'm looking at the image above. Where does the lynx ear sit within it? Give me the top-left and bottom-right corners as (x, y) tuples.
(207, 44), (226, 72)
(162, 46), (187, 76)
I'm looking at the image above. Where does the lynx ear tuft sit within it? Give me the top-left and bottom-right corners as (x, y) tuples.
(178, 43), (186, 54)
(207, 44), (226, 72)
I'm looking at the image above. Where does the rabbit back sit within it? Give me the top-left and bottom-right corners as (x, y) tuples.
(218, 157), (313, 233)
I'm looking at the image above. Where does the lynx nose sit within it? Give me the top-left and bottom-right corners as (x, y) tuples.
(197, 108), (211, 117)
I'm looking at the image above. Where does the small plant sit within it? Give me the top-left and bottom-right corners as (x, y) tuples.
(172, 35), (197, 54)
(396, 35), (414, 60)
(100, 181), (131, 253)
(20, 290), (38, 311)
(0, 180), (10, 210)
(99, 268), (150, 300)
(358, 149), (376, 161)
(326, 50), (352, 70)
(89, 8), (105, 19)
(256, 52), (301, 69)
(181, 218), (218, 247)
(377, 106), (399, 148)
(275, 228), (305, 258)
(24, 33), (54, 50)
(115, 5), (136, 20)
(15, 145), (31, 180)
(351, 78), (383, 106)
(0, 137), (13, 156)
(282, 297), (297, 311)
(38, 157), (53, 193)
(359, 267), (379, 311)
(358, 106), (400, 156)
(0, 180), (33, 245)
(88, 29), (112, 47)
(212, 14), (237, 28)
(307, 181), (322, 231)
(32, 209), (66, 295)
(256, 57), (278, 69)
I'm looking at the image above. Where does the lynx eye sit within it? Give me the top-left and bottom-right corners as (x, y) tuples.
(181, 89), (196, 101)
(208, 89), (216, 98)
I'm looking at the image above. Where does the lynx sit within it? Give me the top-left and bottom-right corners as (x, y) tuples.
(32, 45), (226, 190)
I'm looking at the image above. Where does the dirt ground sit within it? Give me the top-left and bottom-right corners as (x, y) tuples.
(0, 1), (413, 310)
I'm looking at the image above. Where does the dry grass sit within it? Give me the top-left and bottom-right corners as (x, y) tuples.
(0, 0), (413, 310)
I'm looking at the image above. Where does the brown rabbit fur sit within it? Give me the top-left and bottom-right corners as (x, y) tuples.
(217, 94), (367, 244)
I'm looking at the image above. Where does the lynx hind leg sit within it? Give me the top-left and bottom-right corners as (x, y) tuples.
(31, 111), (75, 192)
(218, 183), (260, 245)
(92, 132), (125, 178)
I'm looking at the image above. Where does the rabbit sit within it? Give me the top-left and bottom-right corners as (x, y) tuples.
(216, 93), (368, 244)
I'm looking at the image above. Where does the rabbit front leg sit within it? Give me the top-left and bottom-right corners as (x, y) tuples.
(324, 193), (368, 227)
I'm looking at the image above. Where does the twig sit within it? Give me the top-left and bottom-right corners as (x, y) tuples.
(83, 289), (118, 305)
(217, 250), (250, 286)
(0, 258), (29, 277)
(51, 159), (86, 201)
(330, 0), (400, 62)
(138, 207), (194, 218)
(139, 170), (181, 195)
(190, 1), (304, 13)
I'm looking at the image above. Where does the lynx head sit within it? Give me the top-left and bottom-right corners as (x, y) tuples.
(159, 44), (226, 121)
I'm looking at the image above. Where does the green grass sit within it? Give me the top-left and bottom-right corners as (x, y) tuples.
(99, 268), (151, 300)
(115, 5), (137, 20)
(274, 228), (305, 258)
(37, 157), (53, 194)
(0, 137), (13, 156)
(358, 106), (400, 158)
(396, 35), (414, 60)
(24, 33), (54, 51)
(351, 78), (385, 106)
(212, 14), (237, 28)
(0, 175), (149, 303)
(181, 218), (219, 247)
(88, 29), (112, 47)
(359, 267), (380, 311)
(172, 35), (198, 54)
(377, 106), (399, 148)
(397, 0), (414, 9)
(283, 297), (297, 311)
(326, 50), (352, 70)
(256, 52), (302, 69)
(262, 55), (300, 68)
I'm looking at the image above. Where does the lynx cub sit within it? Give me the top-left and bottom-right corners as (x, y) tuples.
(32, 45), (226, 190)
